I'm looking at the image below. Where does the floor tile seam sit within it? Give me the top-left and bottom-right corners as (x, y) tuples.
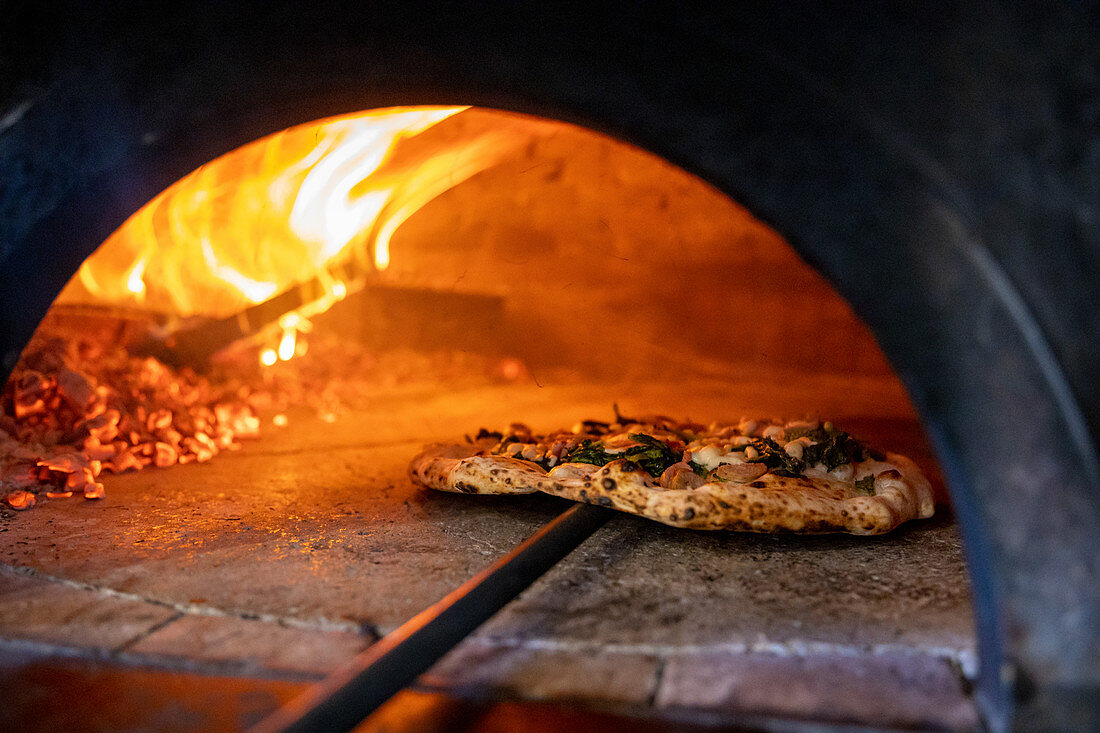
(112, 610), (185, 654)
(0, 635), (326, 681)
(645, 656), (667, 708)
(0, 561), (375, 637)
(462, 634), (979, 676)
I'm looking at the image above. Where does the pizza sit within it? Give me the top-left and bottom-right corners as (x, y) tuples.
(408, 408), (935, 534)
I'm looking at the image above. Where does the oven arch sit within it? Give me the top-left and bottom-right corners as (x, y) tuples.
(1, 4), (1097, 730)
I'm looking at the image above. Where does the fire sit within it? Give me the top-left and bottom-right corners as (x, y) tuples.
(125, 259), (147, 296)
(277, 329), (296, 362)
(58, 107), (518, 322)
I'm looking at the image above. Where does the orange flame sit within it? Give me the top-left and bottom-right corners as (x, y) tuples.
(59, 107), (516, 319)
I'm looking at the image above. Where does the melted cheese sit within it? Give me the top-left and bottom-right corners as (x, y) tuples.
(690, 444), (746, 471)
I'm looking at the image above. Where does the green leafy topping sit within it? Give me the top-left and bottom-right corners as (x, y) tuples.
(688, 460), (709, 477)
(745, 437), (805, 477)
(561, 439), (609, 465)
(854, 475), (876, 495)
(801, 431), (870, 471)
(562, 433), (682, 477)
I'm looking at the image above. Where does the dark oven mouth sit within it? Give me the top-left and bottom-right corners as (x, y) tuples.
(1, 4), (1098, 732)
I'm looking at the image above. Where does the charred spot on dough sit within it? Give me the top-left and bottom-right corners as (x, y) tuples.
(683, 507), (695, 520)
(490, 468), (501, 476)
(619, 459), (640, 473)
(504, 477), (513, 485)
(454, 482), (476, 494)
(597, 496), (613, 507)
(749, 481), (766, 488)
(579, 489), (588, 501)
(601, 477), (617, 491)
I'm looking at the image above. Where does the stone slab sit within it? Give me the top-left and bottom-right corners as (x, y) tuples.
(0, 568), (176, 651)
(0, 431), (569, 634)
(473, 512), (975, 656)
(127, 613), (371, 678)
(422, 639), (659, 705)
(657, 650), (979, 731)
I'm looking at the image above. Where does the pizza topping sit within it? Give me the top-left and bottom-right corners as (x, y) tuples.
(572, 419), (611, 435)
(687, 459), (709, 476)
(801, 431), (871, 471)
(659, 462), (706, 490)
(474, 428), (503, 442)
(783, 437), (812, 460)
(706, 463), (768, 484)
(741, 437), (806, 477)
(410, 412), (937, 535)
(561, 433), (682, 477)
(688, 443), (746, 472)
(477, 415), (885, 487)
(854, 475), (876, 495)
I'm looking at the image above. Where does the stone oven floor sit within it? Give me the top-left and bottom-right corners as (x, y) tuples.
(0, 379), (979, 731)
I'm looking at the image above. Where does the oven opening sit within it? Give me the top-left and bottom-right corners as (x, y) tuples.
(0, 107), (978, 730)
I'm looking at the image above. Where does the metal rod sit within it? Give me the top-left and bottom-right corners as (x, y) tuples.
(251, 501), (611, 733)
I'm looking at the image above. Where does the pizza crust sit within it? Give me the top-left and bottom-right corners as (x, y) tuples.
(409, 437), (935, 535)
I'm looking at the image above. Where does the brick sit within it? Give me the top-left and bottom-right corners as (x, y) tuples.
(656, 651), (979, 731)
(127, 614), (370, 677)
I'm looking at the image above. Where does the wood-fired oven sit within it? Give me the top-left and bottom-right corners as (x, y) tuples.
(1, 3), (1097, 731)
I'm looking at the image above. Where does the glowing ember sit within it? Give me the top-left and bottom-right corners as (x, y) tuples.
(57, 107), (519, 322)
(5, 490), (35, 510)
(0, 336), (262, 503)
(0, 321), (531, 511)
